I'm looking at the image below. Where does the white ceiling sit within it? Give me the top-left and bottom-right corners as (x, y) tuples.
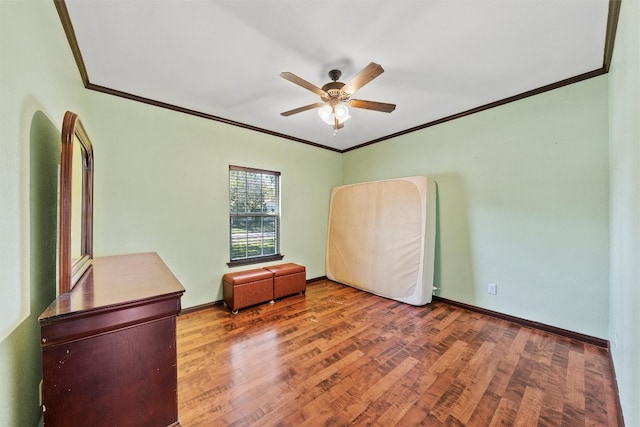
(62, 0), (612, 152)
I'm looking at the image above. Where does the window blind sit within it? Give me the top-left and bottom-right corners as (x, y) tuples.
(229, 165), (281, 264)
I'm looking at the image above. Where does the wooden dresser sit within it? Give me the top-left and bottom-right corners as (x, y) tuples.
(39, 252), (185, 426)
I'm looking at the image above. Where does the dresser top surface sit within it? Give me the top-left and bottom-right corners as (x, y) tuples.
(39, 252), (185, 322)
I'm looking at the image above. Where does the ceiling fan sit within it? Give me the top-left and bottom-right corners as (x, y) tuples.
(280, 62), (396, 131)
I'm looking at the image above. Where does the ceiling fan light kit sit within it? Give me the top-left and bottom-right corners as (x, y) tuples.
(280, 62), (396, 132)
(318, 103), (351, 126)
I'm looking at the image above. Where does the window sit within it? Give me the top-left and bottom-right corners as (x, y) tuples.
(228, 165), (283, 267)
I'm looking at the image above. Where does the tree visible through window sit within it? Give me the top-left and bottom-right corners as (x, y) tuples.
(228, 166), (283, 266)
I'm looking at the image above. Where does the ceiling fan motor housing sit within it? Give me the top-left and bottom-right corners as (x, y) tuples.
(321, 81), (350, 103)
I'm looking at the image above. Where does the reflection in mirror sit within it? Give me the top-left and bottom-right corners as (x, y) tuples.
(59, 111), (94, 294)
(71, 140), (83, 263)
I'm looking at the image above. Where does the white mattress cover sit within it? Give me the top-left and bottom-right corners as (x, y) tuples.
(326, 176), (436, 305)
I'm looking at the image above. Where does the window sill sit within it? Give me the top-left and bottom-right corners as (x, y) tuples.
(227, 254), (284, 268)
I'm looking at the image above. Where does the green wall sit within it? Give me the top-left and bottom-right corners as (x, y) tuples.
(83, 90), (342, 309)
(0, 1), (87, 425)
(343, 76), (610, 339)
(608, 0), (640, 424)
(3, 111), (61, 427)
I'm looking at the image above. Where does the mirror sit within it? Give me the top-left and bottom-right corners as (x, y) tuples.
(59, 111), (94, 294)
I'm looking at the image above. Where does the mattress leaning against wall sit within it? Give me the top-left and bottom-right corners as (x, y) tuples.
(326, 176), (437, 305)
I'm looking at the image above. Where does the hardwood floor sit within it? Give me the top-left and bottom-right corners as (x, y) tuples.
(177, 280), (620, 426)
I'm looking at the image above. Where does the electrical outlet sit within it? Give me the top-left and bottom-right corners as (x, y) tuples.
(488, 283), (497, 295)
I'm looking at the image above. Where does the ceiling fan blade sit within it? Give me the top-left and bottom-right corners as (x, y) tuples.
(341, 62), (384, 95)
(280, 72), (326, 97)
(349, 99), (396, 113)
(280, 102), (325, 116)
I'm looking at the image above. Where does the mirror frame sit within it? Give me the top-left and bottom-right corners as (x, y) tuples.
(59, 111), (94, 294)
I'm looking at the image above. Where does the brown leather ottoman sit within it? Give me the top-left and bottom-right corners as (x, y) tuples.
(264, 263), (306, 299)
(223, 268), (274, 314)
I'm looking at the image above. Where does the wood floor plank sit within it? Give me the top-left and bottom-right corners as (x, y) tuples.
(488, 396), (519, 426)
(305, 356), (419, 426)
(176, 280), (620, 426)
(446, 341), (502, 424)
(563, 348), (587, 425)
(537, 341), (571, 427)
(466, 389), (502, 426)
(513, 386), (545, 426)
(350, 365), (424, 426)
